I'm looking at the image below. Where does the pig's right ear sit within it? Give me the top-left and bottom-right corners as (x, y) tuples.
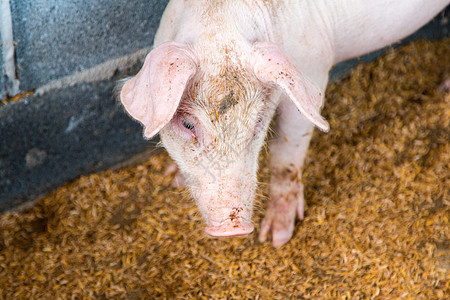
(249, 42), (329, 132)
(120, 42), (197, 138)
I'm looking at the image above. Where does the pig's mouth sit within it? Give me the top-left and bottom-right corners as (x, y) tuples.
(204, 207), (254, 237)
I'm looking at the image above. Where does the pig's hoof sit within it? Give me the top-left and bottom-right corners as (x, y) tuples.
(258, 185), (305, 247)
(437, 78), (450, 94)
(164, 162), (186, 187)
(258, 212), (295, 247)
(205, 219), (254, 237)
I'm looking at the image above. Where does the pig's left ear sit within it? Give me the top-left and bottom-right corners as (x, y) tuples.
(120, 42), (197, 138)
(249, 42), (329, 132)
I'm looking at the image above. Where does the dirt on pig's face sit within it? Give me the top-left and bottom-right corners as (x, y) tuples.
(160, 64), (277, 236)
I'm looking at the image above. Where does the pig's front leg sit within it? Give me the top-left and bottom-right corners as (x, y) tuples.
(259, 97), (315, 247)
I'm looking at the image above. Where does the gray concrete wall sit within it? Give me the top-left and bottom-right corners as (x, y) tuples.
(0, 0), (170, 210)
(10, 0), (169, 91)
(0, 1), (448, 211)
(0, 44), (4, 99)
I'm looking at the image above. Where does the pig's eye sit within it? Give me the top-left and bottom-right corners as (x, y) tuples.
(182, 120), (195, 131)
(173, 114), (197, 139)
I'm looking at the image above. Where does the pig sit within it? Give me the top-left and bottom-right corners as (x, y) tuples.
(120, 0), (449, 247)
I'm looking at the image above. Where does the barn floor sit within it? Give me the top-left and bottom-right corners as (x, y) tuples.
(1, 39), (449, 299)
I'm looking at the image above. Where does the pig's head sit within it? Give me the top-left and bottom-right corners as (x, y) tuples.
(120, 41), (328, 237)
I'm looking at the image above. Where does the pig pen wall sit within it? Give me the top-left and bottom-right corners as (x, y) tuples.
(0, 1), (449, 211)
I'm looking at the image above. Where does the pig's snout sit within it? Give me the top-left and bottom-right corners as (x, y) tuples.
(204, 207), (254, 237)
(205, 220), (254, 237)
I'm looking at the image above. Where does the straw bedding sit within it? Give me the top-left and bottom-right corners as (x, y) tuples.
(0, 39), (448, 299)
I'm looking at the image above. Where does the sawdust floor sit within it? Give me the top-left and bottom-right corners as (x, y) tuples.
(1, 39), (449, 299)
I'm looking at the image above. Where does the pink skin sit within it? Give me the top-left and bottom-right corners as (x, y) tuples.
(121, 0), (448, 246)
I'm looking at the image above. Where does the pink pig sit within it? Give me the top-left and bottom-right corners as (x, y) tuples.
(121, 0), (449, 246)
